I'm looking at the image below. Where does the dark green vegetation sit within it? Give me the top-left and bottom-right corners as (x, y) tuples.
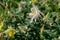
(0, 0), (60, 40)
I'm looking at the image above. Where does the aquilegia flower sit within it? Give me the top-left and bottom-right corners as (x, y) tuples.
(30, 4), (44, 23)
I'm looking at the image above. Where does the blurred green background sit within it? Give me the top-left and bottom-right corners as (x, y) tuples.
(0, 0), (60, 40)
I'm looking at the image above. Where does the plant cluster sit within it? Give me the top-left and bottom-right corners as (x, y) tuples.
(0, 0), (60, 40)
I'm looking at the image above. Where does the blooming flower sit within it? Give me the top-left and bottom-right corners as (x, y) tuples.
(26, 4), (44, 23)
(30, 4), (44, 23)
(5, 27), (15, 37)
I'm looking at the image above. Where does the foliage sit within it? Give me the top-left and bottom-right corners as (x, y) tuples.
(0, 0), (60, 40)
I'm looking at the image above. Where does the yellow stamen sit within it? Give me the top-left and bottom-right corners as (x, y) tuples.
(31, 10), (35, 14)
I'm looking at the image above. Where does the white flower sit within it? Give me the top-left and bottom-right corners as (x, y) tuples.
(30, 4), (44, 23)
